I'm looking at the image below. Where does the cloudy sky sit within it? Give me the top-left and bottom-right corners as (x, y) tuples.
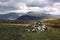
(0, 0), (60, 15)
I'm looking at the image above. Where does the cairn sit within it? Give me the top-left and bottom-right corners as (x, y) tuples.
(26, 21), (47, 32)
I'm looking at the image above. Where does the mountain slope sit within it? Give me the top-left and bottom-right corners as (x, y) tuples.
(17, 11), (50, 20)
(17, 15), (42, 20)
(0, 12), (25, 20)
(27, 11), (50, 17)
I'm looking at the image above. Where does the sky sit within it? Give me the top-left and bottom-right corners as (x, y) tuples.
(0, 0), (60, 15)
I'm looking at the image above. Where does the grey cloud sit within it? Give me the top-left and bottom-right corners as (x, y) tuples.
(0, 0), (53, 7)
(0, 0), (60, 13)
(0, 0), (9, 2)
(27, 4), (48, 7)
(27, 0), (60, 7)
(0, 5), (18, 12)
(27, 0), (49, 7)
(49, 0), (60, 2)
(0, 0), (19, 12)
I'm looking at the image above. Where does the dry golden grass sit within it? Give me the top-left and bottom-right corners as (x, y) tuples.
(42, 18), (60, 33)
(5, 24), (30, 26)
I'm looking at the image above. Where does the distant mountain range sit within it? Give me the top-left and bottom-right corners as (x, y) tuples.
(0, 12), (25, 20)
(0, 11), (52, 20)
(17, 11), (51, 20)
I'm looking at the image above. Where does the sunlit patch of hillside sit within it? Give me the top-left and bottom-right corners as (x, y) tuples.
(42, 18), (60, 33)
(0, 19), (37, 24)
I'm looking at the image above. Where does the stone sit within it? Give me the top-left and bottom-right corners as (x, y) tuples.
(26, 21), (47, 32)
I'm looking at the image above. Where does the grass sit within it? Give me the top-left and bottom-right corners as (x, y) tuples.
(42, 19), (60, 28)
(0, 24), (60, 40)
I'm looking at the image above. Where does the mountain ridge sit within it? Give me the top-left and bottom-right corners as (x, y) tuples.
(17, 11), (50, 20)
(0, 12), (25, 20)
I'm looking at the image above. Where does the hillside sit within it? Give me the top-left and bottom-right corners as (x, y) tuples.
(42, 18), (60, 32)
(17, 11), (50, 20)
(0, 24), (60, 40)
(17, 15), (41, 20)
(0, 12), (25, 20)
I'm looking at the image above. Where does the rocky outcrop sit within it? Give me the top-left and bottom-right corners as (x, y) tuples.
(26, 21), (47, 32)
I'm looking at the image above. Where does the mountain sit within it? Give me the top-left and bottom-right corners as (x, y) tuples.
(17, 11), (50, 20)
(0, 12), (25, 20)
(17, 15), (41, 20)
(27, 11), (50, 17)
(0, 11), (51, 20)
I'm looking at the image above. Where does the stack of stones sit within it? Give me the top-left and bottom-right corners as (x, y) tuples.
(26, 21), (47, 32)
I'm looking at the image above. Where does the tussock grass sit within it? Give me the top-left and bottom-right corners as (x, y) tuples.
(0, 24), (60, 40)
